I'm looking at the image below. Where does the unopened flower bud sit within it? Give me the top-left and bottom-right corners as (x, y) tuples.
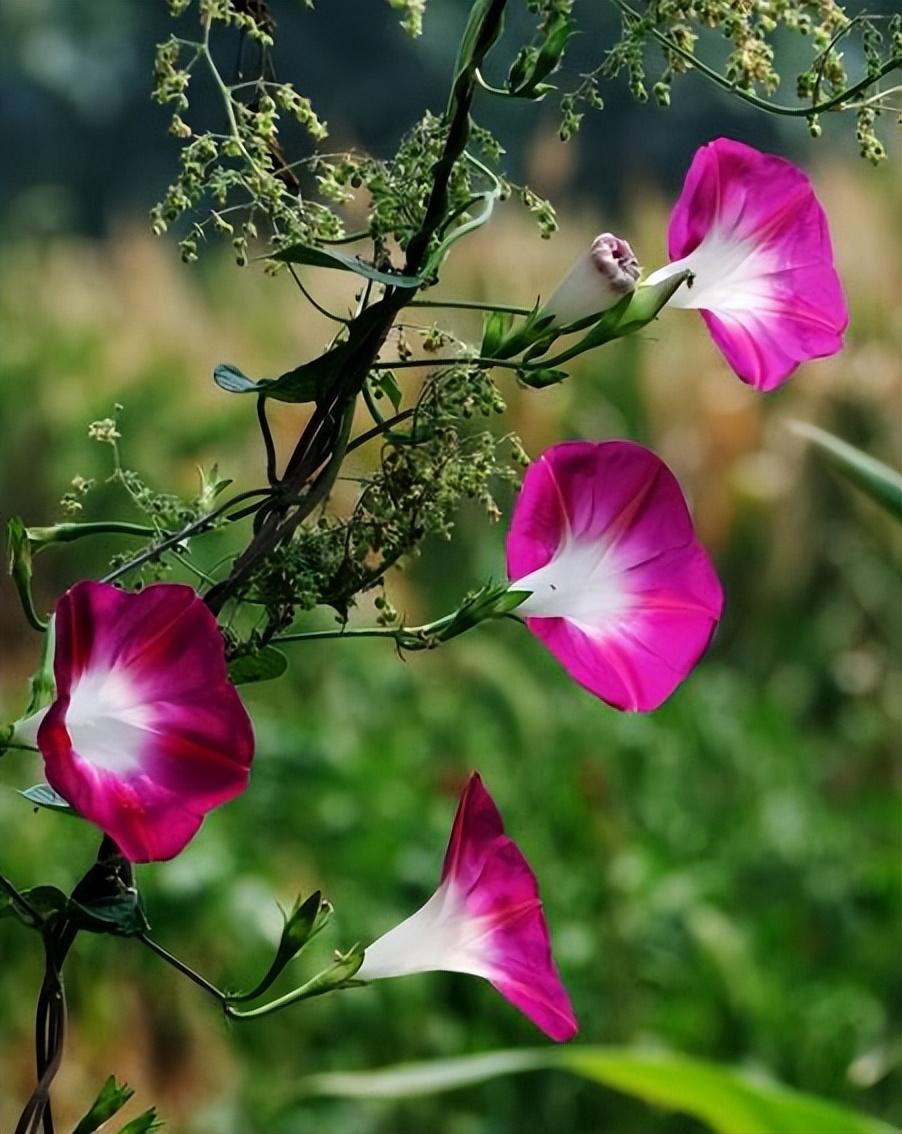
(543, 233), (640, 326)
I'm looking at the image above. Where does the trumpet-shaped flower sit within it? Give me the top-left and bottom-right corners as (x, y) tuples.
(645, 137), (847, 391)
(506, 440), (723, 711)
(357, 773), (577, 1042)
(26, 581), (254, 863)
(544, 232), (641, 325)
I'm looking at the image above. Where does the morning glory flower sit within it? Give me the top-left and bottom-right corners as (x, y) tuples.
(357, 772), (578, 1042)
(18, 581), (254, 863)
(506, 440), (723, 711)
(645, 136), (847, 391)
(544, 232), (641, 325)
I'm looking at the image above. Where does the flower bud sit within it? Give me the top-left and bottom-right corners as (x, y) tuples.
(543, 233), (641, 326)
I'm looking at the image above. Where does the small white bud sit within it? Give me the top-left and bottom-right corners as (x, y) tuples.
(543, 233), (641, 326)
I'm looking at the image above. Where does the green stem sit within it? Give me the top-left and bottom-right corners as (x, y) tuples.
(346, 408), (418, 454)
(224, 958), (360, 1021)
(408, 298), (534, 316)
(613, 0), (902, 117)
(100, 488), (271, 585)
(275, 610), (459, 651)
(138, 934), (227, 1003)
(372, 356), (520, 371)
(0, 874), (42, 926)
(27, 521), (159, 549)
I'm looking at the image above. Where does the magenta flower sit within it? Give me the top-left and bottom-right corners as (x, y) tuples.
(28, 581), (254, 863)
(357, 772), (577, 1042)
(544, 232), (641, 325)
(506, 440), (723, 711)
(645, 137), (847, 391)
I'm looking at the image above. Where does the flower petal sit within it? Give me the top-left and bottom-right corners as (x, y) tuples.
(360, 774), (577, 1042)
(655, 136), (847, 390)
(507, 441), (723, 710)
(38, 581), (254, 862)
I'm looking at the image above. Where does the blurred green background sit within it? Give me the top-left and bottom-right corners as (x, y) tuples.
(1, 3), (900, 1131)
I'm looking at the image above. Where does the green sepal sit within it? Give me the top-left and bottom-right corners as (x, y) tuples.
(296, 944), (365, 1000)
(611, 269), (694, 333)
(72, 1076), (136, 1134)
(197, 463), (233, 512)
(117, 1110), (163, 1134)
(481, 310), (514, 357)
(492, 303), (557, 360)
(518, 366), (569, 389)
(434, 581), (520, 641)
(6, 517), (47, 632)
(227, 943), (364, 1020)
(228, 646), (289, 686)
(520, 270), (693, 378)
(271, 243), (422, 289)
(230, 891), (332, 1004)
(70, 888), (150, 938)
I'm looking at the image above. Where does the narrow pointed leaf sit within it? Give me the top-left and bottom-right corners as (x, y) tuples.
(272, 244), (422, 289)
(299, 1047), (893, 1134)
(792, 422), (902, 521)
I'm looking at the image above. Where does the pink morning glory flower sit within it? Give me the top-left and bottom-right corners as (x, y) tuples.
(357, 772), (578, 1042)
(645, 137), (847, 392)
(22, 581), (254, 863)
(506, 440), (723, 712)
(544, 232), (641, 325)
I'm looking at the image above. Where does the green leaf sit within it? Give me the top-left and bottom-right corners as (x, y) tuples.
(452, 0), (499, 88)
(214, 358), (326, 404)
(20, 783), (76, 816)
(229, 646), (289, 686)
(510, 13), (576, 96)
(73, 1075), (135, 1134)
(213, 362), (270, 395)
(372, 371), (403, 413)
(299, 1046), (893, 1134)
(12, 885), (68, 921)
(272, 244), (422, 289)
(791, 422), (902, 521)
(0, 878), (59, 927)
